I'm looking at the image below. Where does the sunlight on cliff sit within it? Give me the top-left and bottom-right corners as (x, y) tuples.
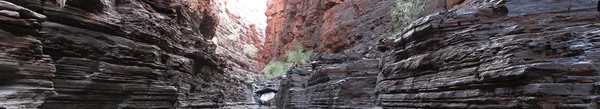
(211, 0), (268, 74)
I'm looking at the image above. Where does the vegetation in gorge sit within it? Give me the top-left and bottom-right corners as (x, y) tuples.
(263, 61), (290, 79)
(263, 44), (313, 78)
(243, 44), (258, 57)
(286, 44), (314, 66)
(380, 0), (424, 38)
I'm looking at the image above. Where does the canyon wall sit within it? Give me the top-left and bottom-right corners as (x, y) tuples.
(268, 0), (394, 108)
(263, 0), (394, 63)
(378, 0), (600, 108)
(0, 1), (55, 108)
(275, 33), (385, 108)
(0, 0), (257, 108)
(210, 0), (269, 104)
(272, 0), (600, 108)
(212, 0), (267, 72)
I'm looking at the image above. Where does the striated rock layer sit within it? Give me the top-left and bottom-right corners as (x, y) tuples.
(211, 0), (269, 105)
(275, 32), (385, 108)
(0, 1), (56, 108)
(274, 67), (311, 108)
(270, 0), (394, 108)
(378, 0), (600, 108)
(212, 0), (267, 72)
(0, 0), (256, 108)
(262, 0), (393, 63)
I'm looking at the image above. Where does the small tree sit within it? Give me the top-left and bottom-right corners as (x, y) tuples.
(286, 44), (313, 65)
(382, 0), (424, 38)
(262, 61), (290, 78)
(262, 44), (313, 78)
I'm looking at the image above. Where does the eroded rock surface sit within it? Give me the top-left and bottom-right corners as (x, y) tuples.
(262, 0), (394, 64)
(211, 0), (269, 106)
(275, 32), (385, 108)
(0, 1), (55, 108)
(212, 0), (267, 71)
(378, 0), (600, 108)
(268, 0), (394, 108)
(274, 67), (311, 108)
(0, 0), (258, 108)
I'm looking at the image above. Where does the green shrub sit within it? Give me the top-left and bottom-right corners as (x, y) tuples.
(243, 44), (258, 57)
(262, 61), (290, 78)
(286, 44), (313, 65)
(262, 44), (313, 78)
(383, 0), (424, 38)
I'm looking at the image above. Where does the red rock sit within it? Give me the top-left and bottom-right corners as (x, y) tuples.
(212, 0), (267, 72)
(263, 0), (394, 63)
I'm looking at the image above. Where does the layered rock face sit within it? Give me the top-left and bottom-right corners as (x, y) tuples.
(212, 0), (267, 72)
(274, 67), (311, 108)
(210, 0), (269, 105)
(378, 0), (600, 108)
(0, 1), (56, 108)
(0, 0), (254, 108)
(263, 0), (393, 63)
(275, 33), (385, 108)
(269, 0), (393, 108)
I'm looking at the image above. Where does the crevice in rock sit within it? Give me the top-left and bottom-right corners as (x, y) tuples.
(199, 11), (216, 38)
(69, 0), (109, 13)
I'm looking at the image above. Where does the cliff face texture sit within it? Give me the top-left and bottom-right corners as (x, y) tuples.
(378, 0), (600, 108)
(4, 0), (600, 108)
(272, 0), (600, 108)
(212, 0), (267, 72)
(275, 32), (385, 108)
(210, 0), (268, 105)
(268, 1), (394, 107)
(263, 0), (393, 62)
(0, 0), (255, 108)
(0, 1), (55, 108)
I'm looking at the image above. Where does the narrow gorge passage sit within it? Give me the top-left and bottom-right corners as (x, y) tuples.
(2, 0), (600, 109)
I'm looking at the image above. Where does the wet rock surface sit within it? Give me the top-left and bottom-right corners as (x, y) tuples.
(378, 0), (600, 108)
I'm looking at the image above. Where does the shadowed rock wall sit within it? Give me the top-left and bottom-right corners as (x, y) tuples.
(378, 0), (600, 108)
(0, 0), (257, 108)
(0, 1), (55, 108)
